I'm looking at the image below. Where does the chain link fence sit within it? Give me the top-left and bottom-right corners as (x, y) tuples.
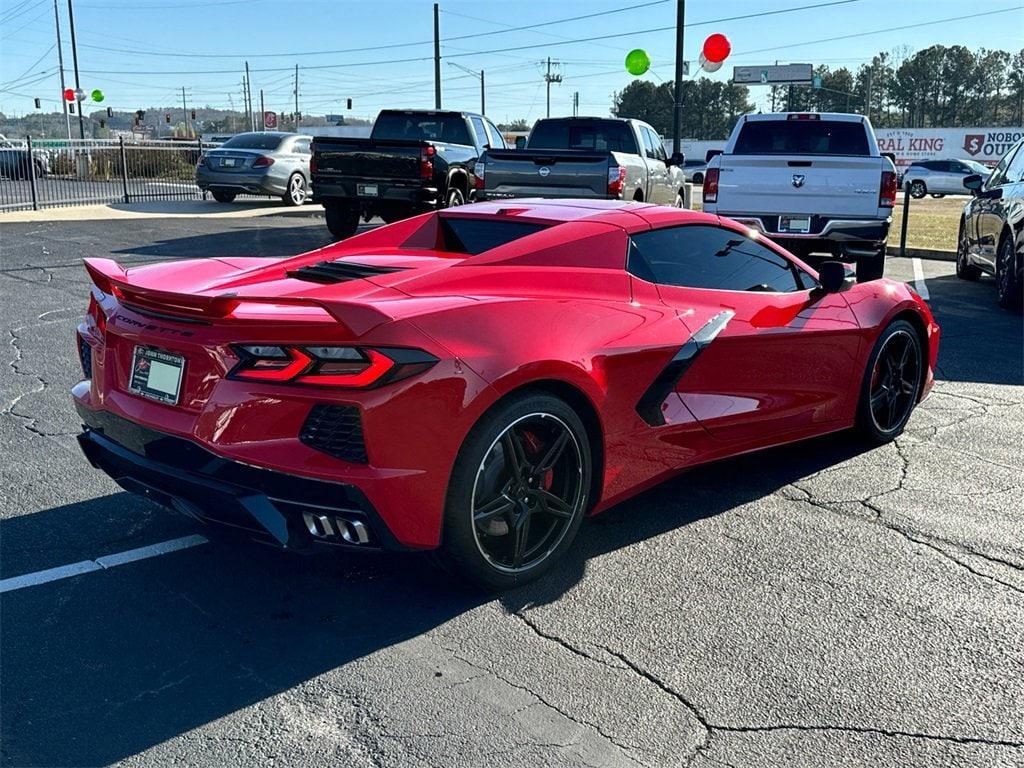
(0, 137), (223, 212)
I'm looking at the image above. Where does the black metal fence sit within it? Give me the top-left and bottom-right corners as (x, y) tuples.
(0, 137), (222, 212)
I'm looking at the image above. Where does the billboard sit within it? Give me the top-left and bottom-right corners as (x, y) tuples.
(875, 127), (1022, 167)
(733, 64), (813, 85)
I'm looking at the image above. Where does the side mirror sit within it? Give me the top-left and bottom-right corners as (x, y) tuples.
(515, 136), (526, 149)
(962, 173), (983, 194)
(881, 151), (896, 166)
(706, 149), (722, 163)
(668, 152), (684, 167)
(817, 261), (851, 293)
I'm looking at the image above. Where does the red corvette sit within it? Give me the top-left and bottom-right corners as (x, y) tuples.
(74, 200), (938, 589)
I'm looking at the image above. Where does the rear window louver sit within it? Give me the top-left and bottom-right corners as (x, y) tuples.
(286, 260), (406, 285)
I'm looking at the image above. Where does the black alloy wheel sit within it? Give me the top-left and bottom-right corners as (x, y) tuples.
(909, 180), (927, 199)
(857, 320), (922, 442)
(996, 235), (1023, 312)
(956, 220), (981, 281)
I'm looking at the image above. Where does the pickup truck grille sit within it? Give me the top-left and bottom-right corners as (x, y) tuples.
(286, 261), (406, 285)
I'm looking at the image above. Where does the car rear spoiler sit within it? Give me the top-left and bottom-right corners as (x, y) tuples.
(82, 257), (392, 334)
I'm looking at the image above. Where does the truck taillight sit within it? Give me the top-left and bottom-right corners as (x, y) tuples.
(420, 145), (435, 181)
(607, 166), (626, 197)
(879, 170), (897, 208)
(309, 154), (317, 173)
(473, 160), (485, 190)
(703, 167), (720, 204)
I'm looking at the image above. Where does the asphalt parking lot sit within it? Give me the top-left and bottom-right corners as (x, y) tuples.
(1, 209), (1022, 768)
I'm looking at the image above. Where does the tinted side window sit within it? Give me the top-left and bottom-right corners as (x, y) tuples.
(485, 120), (506, 149)
(470, 116), (489, 149)
(1004, 141), (1024, 184)
(294, 138), (311, 154)
(628, 225), (803, 292)
(987, 142), (1020, 187)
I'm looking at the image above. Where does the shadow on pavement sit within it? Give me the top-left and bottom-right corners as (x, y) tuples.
(1, 431), (871, 766)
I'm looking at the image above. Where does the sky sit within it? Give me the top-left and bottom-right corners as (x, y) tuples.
(1, 0), (1022, 125)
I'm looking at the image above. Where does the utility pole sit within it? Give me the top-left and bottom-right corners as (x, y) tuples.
(480, 69), (485, 114)
(865, 69), (872, 120)
(66, 0), (85, 138)
(671, 0), (685, 160)
(544, 57), (562, 118)
(52, 0), (71, 140)
(181, 86), (189, 135)
(573, 91), (579, 116)
(244, 61), (254, 131)
(294, 64), (300, 131)
(259, 89), (265, 130)
(433, 3), (441, 109)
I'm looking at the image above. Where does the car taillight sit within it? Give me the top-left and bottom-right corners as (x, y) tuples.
(229, 345), (437, 389)
(879, 170), (897, 208)
(473, 160), (485, 190)
(420, 145), (435, 181)
(703, 167), (720, 204)
(607, 166), (626, 197)
(252, 155), (274, 168)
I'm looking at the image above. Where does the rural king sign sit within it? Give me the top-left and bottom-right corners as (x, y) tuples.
(876, 127), (1023, 167)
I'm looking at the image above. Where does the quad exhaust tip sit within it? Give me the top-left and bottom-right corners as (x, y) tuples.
(302, 512), (370, 545)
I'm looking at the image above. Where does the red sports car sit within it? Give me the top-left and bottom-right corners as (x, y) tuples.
(74, 200), (939, 589)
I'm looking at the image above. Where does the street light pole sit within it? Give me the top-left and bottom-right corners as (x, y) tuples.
(66, 0), (85, 138)
(447, 61), (485, 114)
(52, 0), (71, 140)
(671, 0), (685, 160)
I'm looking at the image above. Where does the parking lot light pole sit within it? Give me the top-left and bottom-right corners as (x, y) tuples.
(671, 0), (685, 160)
(53, 0), (71, 141)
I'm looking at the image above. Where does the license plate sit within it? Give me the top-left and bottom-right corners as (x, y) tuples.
(779, 215), (811, 234)
(220, 157), (237, 167)
(358, 184), (379, 197)
(129, 346), (185, 405)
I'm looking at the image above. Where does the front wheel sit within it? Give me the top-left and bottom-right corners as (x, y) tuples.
(996, 234), (1023, 312)
(324, 202), (361, 240)
(855, 247), (886, 282)
(909, 180), (927, 199)
(856, 319), (923, 443)
(212, 190), (236, 203)
(956, 220), (981, 281)
(438, 392), (591, 591)
(282, 173), (307, 206)
(692, 172), (703, 185)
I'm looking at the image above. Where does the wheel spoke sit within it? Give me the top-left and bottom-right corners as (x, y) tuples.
(535, 490), (573, 519)
(511, 511), (531, 567)
(535, 429), (569, 473)
(501, 430), (527, 477)
(474, 493), (514, 524)
(870, 385), (889, 408)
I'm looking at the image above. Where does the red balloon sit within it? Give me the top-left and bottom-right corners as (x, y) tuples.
(63, 88), (75, 102)
(702, 33), (731, 64)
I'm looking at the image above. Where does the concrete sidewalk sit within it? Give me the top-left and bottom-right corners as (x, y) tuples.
(0, 199), (321, 223)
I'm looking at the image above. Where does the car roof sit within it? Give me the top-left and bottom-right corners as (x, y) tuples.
(742, 112), (866, 123)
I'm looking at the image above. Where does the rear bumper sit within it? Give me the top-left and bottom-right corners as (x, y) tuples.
(196, 167), (287, 196)
(724, 214), (890, 243)
(76, 406), (411, 552)
(312, 178), (438, 208)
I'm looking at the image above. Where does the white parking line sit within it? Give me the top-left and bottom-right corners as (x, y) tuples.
(912, 257), (930, 300)
(0, 534), (208, 594)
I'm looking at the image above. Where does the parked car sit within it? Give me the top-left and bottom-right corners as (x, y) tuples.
(311, 109), (502, 239)
(475, 117), (686, 206)
(196, 132), (312, 206)
(957, 137), (1024, 311)
(702, 112), (897, 281)
(74, 199), (938, 589)
(0, 134), (49, 178)
(903, 158), (991, 198)
(681, 158), (707, 184)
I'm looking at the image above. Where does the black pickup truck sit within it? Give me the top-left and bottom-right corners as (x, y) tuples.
(311, 109), (507, 239)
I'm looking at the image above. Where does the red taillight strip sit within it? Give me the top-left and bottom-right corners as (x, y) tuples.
(295, 348), (394, 387)
(233, 347), (314, 381)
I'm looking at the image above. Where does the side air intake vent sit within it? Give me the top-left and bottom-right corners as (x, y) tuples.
(286, 260), (405, 285)
(299, 404), (368, 463)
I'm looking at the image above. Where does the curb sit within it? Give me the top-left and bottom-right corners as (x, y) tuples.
(886, 245), (955, 262)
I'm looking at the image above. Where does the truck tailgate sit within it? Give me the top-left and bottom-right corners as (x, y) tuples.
(314, 139), (423, 180)
(484, 149), (610, 199)
(718, 156), (884, 217)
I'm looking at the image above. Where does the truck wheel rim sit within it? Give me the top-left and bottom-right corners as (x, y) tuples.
(471, 413), (584, 574)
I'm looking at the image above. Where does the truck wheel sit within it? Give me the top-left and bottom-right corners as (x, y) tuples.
(212, 190), (236, 203)
(673, 191), (685, 208)
(855, 247), (886, 282)
(446, 188), (465, 208)
(325, 202), (361, 240)
(909, 180), (926, 199)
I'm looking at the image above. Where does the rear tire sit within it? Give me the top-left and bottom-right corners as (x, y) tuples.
(996, 234), (1023, 312)
(855, 319), (923, 444)
(212, 190), (236, 203)
(692, 172), (704, 185)
(324, 201), (361, 240)
(446, 187), (465, 208)
(855, 247), (886, 282)
(673, 191), (685, 208)
(282, 173), (307, 206)
(909, 180), (927, 199)
(437, 392), (591, 592)
(956, 220), (981, 281)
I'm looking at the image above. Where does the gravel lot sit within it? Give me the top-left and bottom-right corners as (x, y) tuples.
(1, 209), (1021, 768)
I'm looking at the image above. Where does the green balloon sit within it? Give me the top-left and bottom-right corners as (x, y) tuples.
(625, 48), (651, 76)
(91, 89), (104, 102)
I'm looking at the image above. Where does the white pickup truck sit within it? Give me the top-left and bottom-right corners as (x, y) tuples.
(702, 113), (897, 281)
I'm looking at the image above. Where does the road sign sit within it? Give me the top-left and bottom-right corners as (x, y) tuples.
(733, 64), (813, 85)
(264, 111), (277, 129)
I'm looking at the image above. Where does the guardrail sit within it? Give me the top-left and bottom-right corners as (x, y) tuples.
(0, 137), (223, 212)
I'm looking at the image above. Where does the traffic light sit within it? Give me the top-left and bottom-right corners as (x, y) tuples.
(347, 98), (352, 110)
(34, 98), (41, 109)
(134, 109), (145, 126)
(68, 103), (75, 114)
(165, 113), (171, 123)
(190, 109), (196, 120)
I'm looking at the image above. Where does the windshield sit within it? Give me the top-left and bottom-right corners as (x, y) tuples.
(221, 133), (286, 150)
(733, 120), (870, 156)
(528, 120), (639, 153)
(372, 112), (472, 145)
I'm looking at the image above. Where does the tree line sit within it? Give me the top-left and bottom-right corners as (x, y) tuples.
(612, 45), (1024, 140)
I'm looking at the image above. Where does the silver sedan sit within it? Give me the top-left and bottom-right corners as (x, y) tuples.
(197, 132), (312, 205)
